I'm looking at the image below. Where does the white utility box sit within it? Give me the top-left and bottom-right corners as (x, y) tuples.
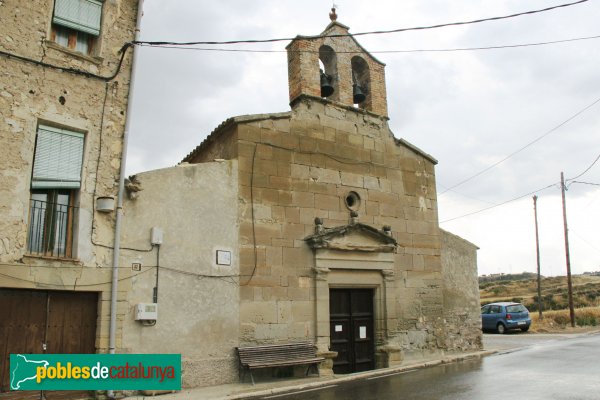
(135, 303), (158, 320)
(151, 227), (163, 245)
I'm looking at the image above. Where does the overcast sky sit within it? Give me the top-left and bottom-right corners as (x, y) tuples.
(127, 0), (600, 277)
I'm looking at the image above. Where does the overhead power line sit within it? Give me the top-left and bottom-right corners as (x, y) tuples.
(0, 44), (133, 81)
(440, 182), (558, 223)
(570, 181), (600, 187)
(441, 152), (600, 223)
(135, 0), (589, 47)
(136, 33), (600, 54)
(440, 95), (600, 195)
(567, 151), (600, 181)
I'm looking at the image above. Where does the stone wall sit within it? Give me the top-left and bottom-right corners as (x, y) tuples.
(440, 229), (482, 352)
(179, 16), (480, 380)
(187, 96), (446, 362)
(120, 161), (240, 388)
(0, 0), (139, 352)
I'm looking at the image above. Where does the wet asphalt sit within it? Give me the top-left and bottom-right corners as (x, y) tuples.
(252, 332), (600, 400)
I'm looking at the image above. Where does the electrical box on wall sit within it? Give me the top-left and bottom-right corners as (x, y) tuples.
(151, 227), (163, 245)
(135, 303), (158, 321)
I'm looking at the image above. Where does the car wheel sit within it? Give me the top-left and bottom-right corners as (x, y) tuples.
(521, 326), (529, 332)
(497, 323), (507, 334)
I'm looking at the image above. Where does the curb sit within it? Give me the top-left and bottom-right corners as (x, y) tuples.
(216, 350), (497, 400)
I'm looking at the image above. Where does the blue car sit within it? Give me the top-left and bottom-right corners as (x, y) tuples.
(481, 302), (531, 334)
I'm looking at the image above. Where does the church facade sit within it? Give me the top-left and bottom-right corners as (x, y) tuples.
(119, 13), (482, 388)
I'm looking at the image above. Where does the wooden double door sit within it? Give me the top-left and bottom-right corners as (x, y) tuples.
(0, 289), (97, 397)
(329, 288), (375, 374)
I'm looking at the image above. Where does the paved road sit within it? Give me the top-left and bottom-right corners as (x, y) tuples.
(482, 331), (587, 351)
(250, 333), (600, 400)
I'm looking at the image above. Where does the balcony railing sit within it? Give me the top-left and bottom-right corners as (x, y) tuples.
(27, 198), (78, 259)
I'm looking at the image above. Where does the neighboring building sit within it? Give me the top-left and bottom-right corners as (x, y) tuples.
(119, 12), (482, 389)
(0, 0), (140, 394)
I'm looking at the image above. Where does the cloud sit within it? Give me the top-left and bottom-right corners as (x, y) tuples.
(127, 0), (600, 275)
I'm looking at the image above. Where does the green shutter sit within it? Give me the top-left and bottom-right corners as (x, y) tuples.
(32, 125), (85, 189)
(53, 0), (103, 36)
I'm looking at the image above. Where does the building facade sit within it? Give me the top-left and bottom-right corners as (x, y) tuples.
(118, 14), (482, 389)
(0, 0), (140, 393)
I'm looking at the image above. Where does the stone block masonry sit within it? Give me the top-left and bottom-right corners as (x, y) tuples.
(185, 96), (446, 357)
(177, 12), (480, 382)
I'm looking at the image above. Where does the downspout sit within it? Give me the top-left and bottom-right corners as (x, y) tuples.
(108, 0), (144, 397)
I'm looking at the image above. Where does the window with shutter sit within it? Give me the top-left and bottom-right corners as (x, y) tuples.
(51, 0), (103, 55)
(32, 125), (85, 189)
(27, 125), (84, 258)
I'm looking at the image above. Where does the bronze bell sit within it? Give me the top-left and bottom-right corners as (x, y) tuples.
(353, 83), (366, 104)
(320, 71), (334, 97)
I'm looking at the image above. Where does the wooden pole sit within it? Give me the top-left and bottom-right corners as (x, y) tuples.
(533, 195), (543, 319)
(560, 172), (576, 327)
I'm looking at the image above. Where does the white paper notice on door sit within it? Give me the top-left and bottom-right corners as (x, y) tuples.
(335, 324), (343, 332)
(359, 326), (367, 339)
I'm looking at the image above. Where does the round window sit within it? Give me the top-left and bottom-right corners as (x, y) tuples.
(344, 191), (361, 211)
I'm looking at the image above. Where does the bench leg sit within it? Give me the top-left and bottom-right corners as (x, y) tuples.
(306, 364), (320, 377)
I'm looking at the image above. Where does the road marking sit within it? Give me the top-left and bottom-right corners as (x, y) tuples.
(366, 370), (415, 380)
(262, 385), (338, 398)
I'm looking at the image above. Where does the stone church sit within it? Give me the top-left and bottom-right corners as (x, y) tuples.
(118, 11), (482, 388)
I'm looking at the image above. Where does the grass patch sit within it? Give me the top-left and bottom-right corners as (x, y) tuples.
(530, 306), (600, 331)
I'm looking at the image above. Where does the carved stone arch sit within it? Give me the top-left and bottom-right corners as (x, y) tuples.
(305, 220), (401, 371)
(351, 56), (371, 109)
(319, 45), (339, 101)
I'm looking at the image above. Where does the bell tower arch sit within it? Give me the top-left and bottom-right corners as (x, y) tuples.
(286, 8), (388, 117)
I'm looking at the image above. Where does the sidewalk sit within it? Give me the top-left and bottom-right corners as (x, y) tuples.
(126, 350), (496, 400)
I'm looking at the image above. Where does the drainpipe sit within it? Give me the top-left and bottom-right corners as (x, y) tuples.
(108, 0), (144, 397)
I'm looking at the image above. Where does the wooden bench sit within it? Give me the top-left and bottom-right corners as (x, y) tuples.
(236, 342), (325, 385)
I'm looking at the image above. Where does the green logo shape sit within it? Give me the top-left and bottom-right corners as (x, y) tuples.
(9, 354), (181, 390)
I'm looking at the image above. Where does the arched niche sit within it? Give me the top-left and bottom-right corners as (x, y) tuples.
(319, 45), (339, 101)
(351, 56), (371, 109)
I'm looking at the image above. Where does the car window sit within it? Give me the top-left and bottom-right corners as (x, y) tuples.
(481, 305), (490, 314)
(506, 304), (527, 313)
(490, 305), (501, 314)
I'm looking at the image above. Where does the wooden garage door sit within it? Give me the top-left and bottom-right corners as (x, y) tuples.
(0, 289), (97, 398)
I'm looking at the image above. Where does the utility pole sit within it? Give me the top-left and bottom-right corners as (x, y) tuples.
(533, 195), (543, 319)
(560, 172), (576, 327)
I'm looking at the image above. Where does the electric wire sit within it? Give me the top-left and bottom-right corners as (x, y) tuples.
(570, 230), (600, 253)
(440, 95), (600, 195)
(241, 143), (259, 287)
(0, 263), (239, 286)
(570, 181), (600, 187)
(440, 182), (558, 223)
(159, 265), (238, 285)
(135, 0), (589, 47)
(0, 43), (133, 82)
(136, 33), (600, 54)
(2, 1), (589, 82)
(567, 151), (600, 181)
(0, 266), (153, 288)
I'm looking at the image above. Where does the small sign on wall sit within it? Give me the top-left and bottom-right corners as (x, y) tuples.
(216, 250), (231, 266)
(359, 326), (367, 339)
(335, 325), (343, 332)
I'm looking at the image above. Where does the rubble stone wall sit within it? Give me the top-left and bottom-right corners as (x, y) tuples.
(0, 0), (139, 352)
(440, 229), (483, 352)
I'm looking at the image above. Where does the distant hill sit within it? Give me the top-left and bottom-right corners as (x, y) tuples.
(479, 272), (538, 283)
(479, 274), (600, 312)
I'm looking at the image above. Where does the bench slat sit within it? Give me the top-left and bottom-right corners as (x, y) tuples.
(245, 358), (324, 369)
(236, 342), (323, 385)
